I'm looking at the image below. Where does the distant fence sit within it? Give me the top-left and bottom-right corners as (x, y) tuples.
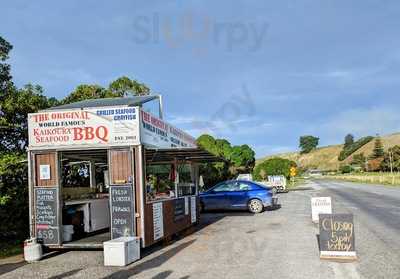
(324, 172), (400, 186)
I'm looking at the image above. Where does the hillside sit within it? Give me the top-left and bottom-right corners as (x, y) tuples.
(257, 133), (400, 171)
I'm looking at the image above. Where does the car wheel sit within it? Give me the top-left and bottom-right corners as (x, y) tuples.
(272, 187), (278, 195)
(248, 199), (263, 214)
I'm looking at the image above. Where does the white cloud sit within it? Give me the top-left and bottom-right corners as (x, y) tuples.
(319, 106), (400, 141)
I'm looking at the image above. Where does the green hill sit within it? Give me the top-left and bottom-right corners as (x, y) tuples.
(257, 133), (400, 171)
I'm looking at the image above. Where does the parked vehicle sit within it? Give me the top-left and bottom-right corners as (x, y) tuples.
(200, 180), (278, 213)
(235, 173), (287, 193)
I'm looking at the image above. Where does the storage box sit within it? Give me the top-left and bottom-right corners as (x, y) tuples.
(103, 237), (140, 266)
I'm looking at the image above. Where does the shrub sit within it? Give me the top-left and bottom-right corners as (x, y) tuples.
(339, 165), (353, 174)
(253, 157), (296, 180)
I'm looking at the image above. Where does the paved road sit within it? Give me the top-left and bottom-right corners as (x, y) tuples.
(1, 180), (399, 278)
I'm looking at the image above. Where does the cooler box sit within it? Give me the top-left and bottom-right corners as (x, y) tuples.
(103, 237), (140, 266)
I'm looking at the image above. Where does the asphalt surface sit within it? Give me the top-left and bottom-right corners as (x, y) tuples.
(1, 180), (399, 278)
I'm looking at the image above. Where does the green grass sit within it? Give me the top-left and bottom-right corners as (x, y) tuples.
(0, 241), (23, 259)
(323, 172), (400, 187)
(286, 177), (306, 190)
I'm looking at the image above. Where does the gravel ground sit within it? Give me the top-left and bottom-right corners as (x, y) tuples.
(1, 180), (398, 278)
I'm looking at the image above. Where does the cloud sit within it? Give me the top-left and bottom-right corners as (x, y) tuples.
(319, 106), (400, 142)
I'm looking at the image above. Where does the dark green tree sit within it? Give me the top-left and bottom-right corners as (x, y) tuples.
(371, 136), (384, 159)
(0, 37), (57, 245)
(108, 76), (150, 97)
(299, 135), (319, 154)
(62, 77), (151, 104)
(196, 134), (256, 187)
(0, 36), (13, 96)
(344, 134), (354, 148)
(351, 153), (366, 167)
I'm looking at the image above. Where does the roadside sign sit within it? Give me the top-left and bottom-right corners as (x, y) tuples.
(290, 167), (297, 177)
(311, 197), (332, 223)
(319, 214), (357, 261)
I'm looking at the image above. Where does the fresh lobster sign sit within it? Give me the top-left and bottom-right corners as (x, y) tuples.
(28, 106), (140, 148)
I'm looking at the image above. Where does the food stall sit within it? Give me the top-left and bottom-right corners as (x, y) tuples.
(27, 96), (220, 249)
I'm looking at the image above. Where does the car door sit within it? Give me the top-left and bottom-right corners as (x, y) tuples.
(227, 182), (251, 209)
(202, 182), (231, 210)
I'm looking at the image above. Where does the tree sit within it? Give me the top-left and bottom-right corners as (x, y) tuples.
(253, 157), (296, 180)
(344, 134), (354, 148)
(1, 84), (57, 152)
(196, 134), (256, 186)
(381, 145), (400, 171)
(339, 165), (353, 174)
(62, 77), (150, 104)
(0, 36), (13, 96)
(299, 135), (319, 154)
(108, 76), (150, 97)
(371, 136), (384, 159)
(0, 37), (57, 243)
(351, 153), (366, 168)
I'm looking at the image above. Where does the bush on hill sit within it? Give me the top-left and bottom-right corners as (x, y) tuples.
(338, 136), (374, 161)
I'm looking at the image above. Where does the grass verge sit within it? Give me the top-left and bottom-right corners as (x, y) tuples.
(323, 174), (400, 187)
(0, 241), (23, 259)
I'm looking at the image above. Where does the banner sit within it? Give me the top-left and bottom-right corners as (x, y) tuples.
(28, 106), (139, 148)
(140, 110), (196, 148)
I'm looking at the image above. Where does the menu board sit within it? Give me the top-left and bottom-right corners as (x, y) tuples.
(35, 188), (60, 245)
(110, 185), (135, 239)
(153, 202), (164, 241)
(319, 214), (356, 259)
(174, 198), (185, 221)
(191, 197), (197, 223)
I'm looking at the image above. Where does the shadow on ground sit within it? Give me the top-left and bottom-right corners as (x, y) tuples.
(0, 261), (27, 276)
(101, 239), (196, 279)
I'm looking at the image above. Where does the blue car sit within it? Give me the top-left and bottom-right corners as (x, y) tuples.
(199, 180), (278, 213)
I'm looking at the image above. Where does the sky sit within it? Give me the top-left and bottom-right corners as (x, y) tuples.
(2, 0), (400, 157)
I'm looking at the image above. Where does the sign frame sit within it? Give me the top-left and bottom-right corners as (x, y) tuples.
(109, 184), (135, 239)
(34, 187), (61, 245)
(319, 213), (357, 261)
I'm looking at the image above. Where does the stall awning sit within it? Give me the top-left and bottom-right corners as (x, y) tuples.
(145, 148), (225, 163)
(44, 96), (159, 111)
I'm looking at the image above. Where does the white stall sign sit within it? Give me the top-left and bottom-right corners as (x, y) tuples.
(311, 197), (332, 223)
(190, 197), (197, 223)
(153, 202), (164, 241)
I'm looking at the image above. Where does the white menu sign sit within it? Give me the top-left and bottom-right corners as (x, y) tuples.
(39, 164), (51, 180)
(153, 202), (164, 241)
(190, 197), (197, 223)
(311, 197), (332, 223)
(184, 197), (189, 215)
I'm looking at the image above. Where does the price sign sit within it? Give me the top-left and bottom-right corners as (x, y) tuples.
(35, 188), (60, 245)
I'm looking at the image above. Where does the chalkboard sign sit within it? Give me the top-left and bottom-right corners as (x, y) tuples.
(174, 198), (185, 222)
(35, 188), (60, 245)
(319, 214), (357, 260)
(110, 185), (135, 239)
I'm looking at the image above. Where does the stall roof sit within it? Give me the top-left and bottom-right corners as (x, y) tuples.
(45, 96), (159, 111)
(145, 148), (225, 163)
